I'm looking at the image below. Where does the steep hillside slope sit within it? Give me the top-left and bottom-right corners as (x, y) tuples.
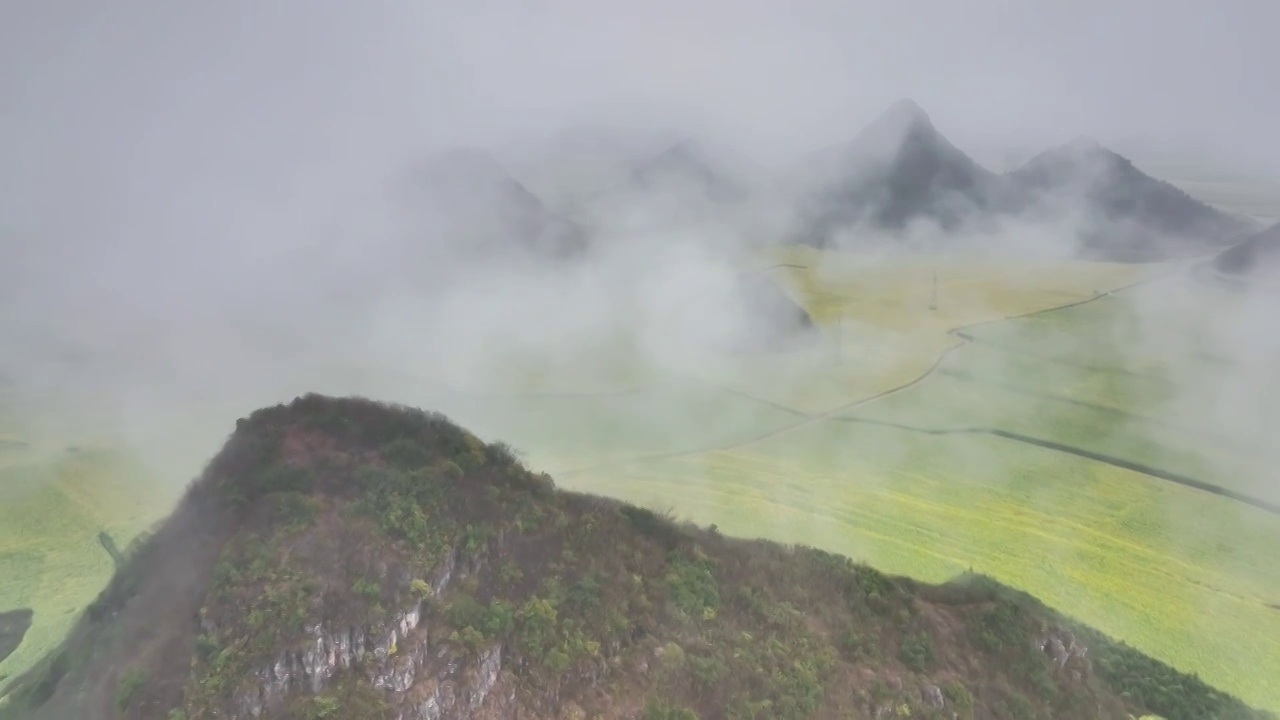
(795, 100), (1004, 245)
(1007, 139), (1256, 260)
(1, 396), (1271, 720)
(1213, 221), (1280, 276)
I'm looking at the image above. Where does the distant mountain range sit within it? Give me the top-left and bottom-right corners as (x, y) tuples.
(396, 104), (1260, 264)
(793, 100), (1258, 260)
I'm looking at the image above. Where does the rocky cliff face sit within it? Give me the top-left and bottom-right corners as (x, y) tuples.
(221, 540), (524, 720)
(2, 395), (1272, 720)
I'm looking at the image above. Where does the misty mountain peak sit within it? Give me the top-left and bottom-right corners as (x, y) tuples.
(846, 98), (943, 160)
(1007, 136), (1255, 259)
(879, 98), (933, 130)
(1064, 136), (1105, 156)
(631, 137), (748, 203)
(797, 98), (999, 242)
(1018, 137), (1133, 177)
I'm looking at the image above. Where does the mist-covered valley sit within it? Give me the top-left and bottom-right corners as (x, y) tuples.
(3, 1), (1280, 718)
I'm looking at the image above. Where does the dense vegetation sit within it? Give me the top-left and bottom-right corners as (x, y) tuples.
(0, 395), (1272, 720)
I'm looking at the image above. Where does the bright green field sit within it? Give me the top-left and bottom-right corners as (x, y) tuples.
(0, 447), (173, 684)
(2, 255), (1278, 713)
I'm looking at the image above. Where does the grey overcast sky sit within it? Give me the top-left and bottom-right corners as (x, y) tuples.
(2, 0), (1278, 266)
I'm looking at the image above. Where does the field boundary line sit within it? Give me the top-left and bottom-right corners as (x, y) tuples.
(826, 417), (1280, 516)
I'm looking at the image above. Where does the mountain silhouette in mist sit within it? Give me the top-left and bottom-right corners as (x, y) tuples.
(792, 100), (1255, 260)
(403, 147), (587, 260)
(1213, 221), (1280, 276)
(630, 139), (748, 204)
(795, 99), (1003, 245)
(1006, 138), (1256, 260)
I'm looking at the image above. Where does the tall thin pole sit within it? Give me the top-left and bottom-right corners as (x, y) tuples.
(831, 317), (842, 365)
(929, 272), (938, 311)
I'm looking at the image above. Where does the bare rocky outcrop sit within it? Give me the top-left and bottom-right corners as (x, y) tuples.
(921, 684), (944, 709)
(1040, 626), (1090, 679)
(225, 543), (516, 720)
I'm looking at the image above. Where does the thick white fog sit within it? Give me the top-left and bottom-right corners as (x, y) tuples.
(2, 0), (1279, 495)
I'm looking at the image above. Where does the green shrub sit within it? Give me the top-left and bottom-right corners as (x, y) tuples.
(620, 505), (683, 547)
(944, 680), (974, 720)
(253, 462), (311, 498)
(972, 598), (1027, 653)
(352, 577), (381, 601)
(664, 550), (720, 617)
(270, 491), (320, 527)
(410, 578), (432, 598)
(898, 630), (935, 672)
(115, 668), (147, 712)
(380, 437), (433, 469)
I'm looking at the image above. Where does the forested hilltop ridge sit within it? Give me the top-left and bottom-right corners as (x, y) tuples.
(1, 395), (1271, 720)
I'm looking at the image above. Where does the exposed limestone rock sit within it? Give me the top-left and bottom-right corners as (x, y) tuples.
(229, 547), (489, 719)
(922, 683), (945, 709)
(1040, 626), (1090, 678)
